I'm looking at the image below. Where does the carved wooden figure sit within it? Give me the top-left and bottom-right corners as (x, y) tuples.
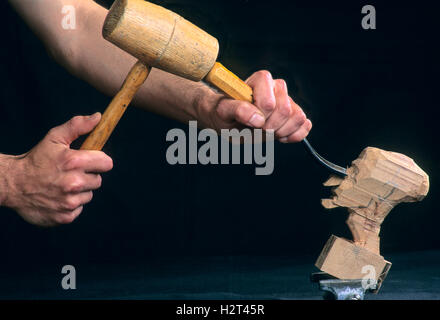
(316, 147), (429, 288)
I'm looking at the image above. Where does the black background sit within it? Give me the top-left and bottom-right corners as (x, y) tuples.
(0, 0), (438, 271)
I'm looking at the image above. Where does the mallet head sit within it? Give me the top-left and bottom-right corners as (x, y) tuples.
(103, 0), (219, 81)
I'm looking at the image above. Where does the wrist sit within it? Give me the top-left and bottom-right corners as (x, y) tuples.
(0, 154), (24, 208)
(0, 154), (13, 206)
(192, 83), (223, 129)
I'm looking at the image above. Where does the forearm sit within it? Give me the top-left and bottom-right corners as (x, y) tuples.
(9, 0), (212, 124)
(0, 154), (17, 207)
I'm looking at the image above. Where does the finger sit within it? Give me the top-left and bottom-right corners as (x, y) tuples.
(53, 206), (84, 225)
(63, 150), (113, 173)
(246, 70), (276, 118)
(263, 80), (292, 132)
(216, 98), (266, 128)
(60, 172), (102, 193)
(275, 98), (307, 138)
(48, 113), (102, 146)
(76, 191), (94, 206)
(279, 119), (312, 143)
(63, 173), (102, 193)
(82, 173), (102, 191)
(60, 192), (93, 211)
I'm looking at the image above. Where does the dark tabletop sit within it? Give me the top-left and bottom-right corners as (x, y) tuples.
(1, 250), (439, 300)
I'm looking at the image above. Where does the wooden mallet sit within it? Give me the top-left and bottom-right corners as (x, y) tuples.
(81, 0), (253, 150)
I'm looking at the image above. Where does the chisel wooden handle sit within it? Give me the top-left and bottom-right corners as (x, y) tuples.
(205, 62), (253, 103)
(81, 61), (150, 150)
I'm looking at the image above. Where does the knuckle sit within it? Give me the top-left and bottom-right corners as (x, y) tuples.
(295, 110), (307, 125)
(215, 103), (227, 120)
(47, 127), (58, 138)
(260, 98), (276, 112)
(275, 79), (287, 90)
(61, 180), (72, 193)
(256, 70), (272, 80)
(278, 102), (292, 117)
(62, 176), (83, 193)
(69, 116), (82, 127)
(63, 196), (80, 211)
(63, 153), (80, 171)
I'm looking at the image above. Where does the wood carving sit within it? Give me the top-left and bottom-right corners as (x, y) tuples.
(316, 147), (429, 288)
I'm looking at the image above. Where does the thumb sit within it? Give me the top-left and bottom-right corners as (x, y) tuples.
(48, 113), (102, 146)
(217, 99), (266, 128)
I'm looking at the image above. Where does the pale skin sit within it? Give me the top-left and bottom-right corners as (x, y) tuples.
(1, 0), (312, 226)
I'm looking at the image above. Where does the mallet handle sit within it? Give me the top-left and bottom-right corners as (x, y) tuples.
(205, 62), (253, 103)
(81, 61), (150, 150)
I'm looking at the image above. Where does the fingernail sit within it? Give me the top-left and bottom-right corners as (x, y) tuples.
(279, 137), (288, 143)
(88, 112), (100, 120)
(248, 113), (265, 128)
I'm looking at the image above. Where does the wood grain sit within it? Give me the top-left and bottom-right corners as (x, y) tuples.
(103, 0), (219, 81)
(81, 61), (150, 150)
(316, 147), (429, 287)
(315, 235), (391, 289)
(321, 147), (429, 255)
(205, 62), (253, 103)
(103, 1), (253, 106)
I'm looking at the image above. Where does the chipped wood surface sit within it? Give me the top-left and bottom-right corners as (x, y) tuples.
(316, 147), (429, 284)
(321, 147), (429, 255)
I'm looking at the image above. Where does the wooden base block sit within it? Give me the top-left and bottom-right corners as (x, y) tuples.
(315, 235), (391, 290)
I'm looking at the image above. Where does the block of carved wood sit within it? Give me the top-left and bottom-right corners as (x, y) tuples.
(316, 147), (428, 286)
(315, 235), (392, 288)
(321, 147), (429, 255)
